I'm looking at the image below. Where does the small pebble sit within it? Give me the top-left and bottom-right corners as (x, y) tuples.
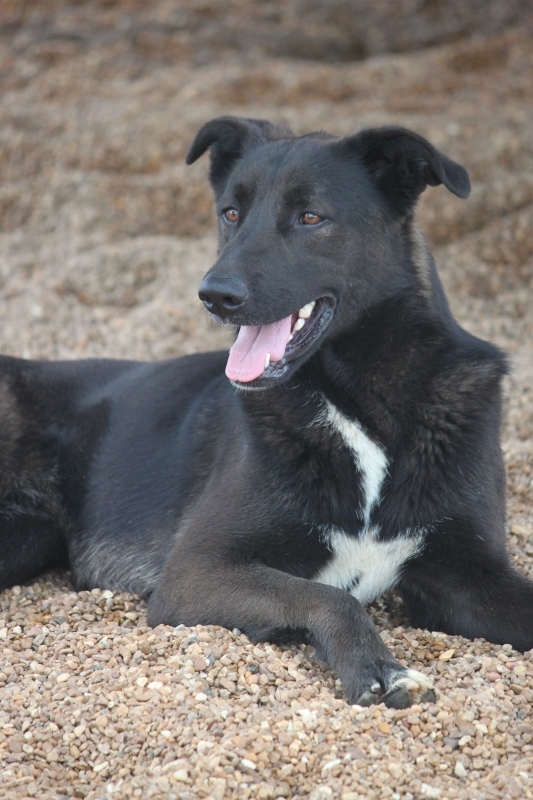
(455, 762), (468, 779)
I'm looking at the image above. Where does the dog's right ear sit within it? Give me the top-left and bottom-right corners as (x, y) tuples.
(186, 116), (291, 192)
(337, 126), (470, 218)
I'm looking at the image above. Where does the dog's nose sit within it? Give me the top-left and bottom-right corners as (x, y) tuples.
(198, 274), (248, 318)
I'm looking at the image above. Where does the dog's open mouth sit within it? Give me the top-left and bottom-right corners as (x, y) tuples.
(226, 297), (335, 384)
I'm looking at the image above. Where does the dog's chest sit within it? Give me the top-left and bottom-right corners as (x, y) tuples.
(312, 401), (423, 603)
(314, 526), (423, 604)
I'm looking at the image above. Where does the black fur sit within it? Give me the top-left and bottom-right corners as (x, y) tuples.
(1, 117), (531, 708)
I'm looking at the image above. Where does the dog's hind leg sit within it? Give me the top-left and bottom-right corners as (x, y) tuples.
(148, 543), (436, 708)
(0, 373), (70, 589)
(0, 513), (69, 590)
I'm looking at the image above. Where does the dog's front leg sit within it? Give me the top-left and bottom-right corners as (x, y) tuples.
(402, 540), (533, 653)
(148, 547), (435, 708)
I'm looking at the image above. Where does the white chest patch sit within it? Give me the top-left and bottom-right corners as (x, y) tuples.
(314, 526), (424, 604)
(313, 399), (423, 603)
(323, 400), (388, 523)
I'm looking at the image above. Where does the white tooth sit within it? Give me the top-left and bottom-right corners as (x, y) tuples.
(294, 318), (305, 331)
(288, 333), (294, 342)
(298, 301), (316, 319)
(265, 353), (270, 368)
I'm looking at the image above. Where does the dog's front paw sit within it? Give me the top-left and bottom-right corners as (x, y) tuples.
(351, 667), (436, 709)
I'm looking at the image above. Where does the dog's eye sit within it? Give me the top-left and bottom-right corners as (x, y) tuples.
(300, 212), (323, 226)
(223, 208), (239, 224)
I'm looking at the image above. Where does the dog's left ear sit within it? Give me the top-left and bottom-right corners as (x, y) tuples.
(338, 126), (470, 217)
(186, 116), (292, 193)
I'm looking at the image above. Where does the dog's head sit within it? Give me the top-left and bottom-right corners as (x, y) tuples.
(187, 116), (470, 390)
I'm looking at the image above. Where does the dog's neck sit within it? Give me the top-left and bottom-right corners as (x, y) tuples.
(322, 292), (452, 428)
(403, 217), (454, 322)
(242, 286), (460, 450)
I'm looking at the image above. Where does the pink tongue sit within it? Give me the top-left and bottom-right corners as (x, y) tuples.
(226, 316), (293, 382)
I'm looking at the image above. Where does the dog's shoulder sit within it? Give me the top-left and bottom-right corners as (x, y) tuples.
(427, 325), (507, 419)
(397, 323), (507, 511)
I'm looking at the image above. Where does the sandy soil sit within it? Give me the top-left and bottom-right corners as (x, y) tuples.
(0, 2), (532, 798)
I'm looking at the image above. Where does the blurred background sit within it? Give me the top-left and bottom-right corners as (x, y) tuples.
(0, 0), (532, 512)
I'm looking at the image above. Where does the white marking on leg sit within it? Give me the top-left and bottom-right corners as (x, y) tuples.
(323, 400), (388, 523)
(388, 668), (435, 701)
(315, 526), (424, 604)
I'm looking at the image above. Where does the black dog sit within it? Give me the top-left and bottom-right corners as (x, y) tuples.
(1, 117), (532, 708)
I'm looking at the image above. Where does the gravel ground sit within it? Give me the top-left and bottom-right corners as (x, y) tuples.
(1, 3), (532, 799)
